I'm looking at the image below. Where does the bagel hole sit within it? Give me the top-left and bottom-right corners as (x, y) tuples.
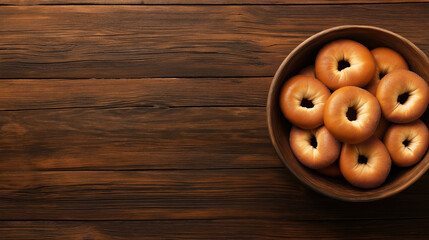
(337, 60), (350, 71)
(300, 98), (314, 108)
(379, 71), (387, 80)
(402, 139), (410, 147)
(397, 92), (410, 104)
(310, 135), (318, 149)
(346, 107), (357, 121)
(358, 155), (368, 164)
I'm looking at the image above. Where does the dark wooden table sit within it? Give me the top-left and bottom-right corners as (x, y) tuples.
(1, 1), (429, 239)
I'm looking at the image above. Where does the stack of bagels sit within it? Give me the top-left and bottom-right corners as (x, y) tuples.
(280, 39), (429, 189)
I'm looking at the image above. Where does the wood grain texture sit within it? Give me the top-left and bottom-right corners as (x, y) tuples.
(0, 77), (269, 110)
(1, 4), (429, 78)
(1, 218), (428, 240)
(0, 107), (280, 170)
(1, 2), (429, 239)
(1, 0), (428, 5)
(0, 169), (428, 221)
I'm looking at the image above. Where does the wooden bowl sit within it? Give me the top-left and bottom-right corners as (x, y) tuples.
(267, 25), (429, 201)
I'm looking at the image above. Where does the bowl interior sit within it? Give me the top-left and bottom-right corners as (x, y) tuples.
(267, 25), (429, 201)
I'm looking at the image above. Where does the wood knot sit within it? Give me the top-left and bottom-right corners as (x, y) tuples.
(1, 123), (27, 135)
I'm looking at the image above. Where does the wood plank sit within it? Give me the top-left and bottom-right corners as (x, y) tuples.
(0, 169), (428, 221)
(1, 4), (429, 78)
(0, 78), (269, 110)
(0, 107), (280, 170)
(1, 218), (428, 240)
(1, 0), (428, 5)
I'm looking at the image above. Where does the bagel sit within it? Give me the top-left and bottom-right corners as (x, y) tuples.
(384, 120), (429, 167)
(374, 116), (390, 139)
(340, 136), (391, 189)
(365, 47), (408, 95)
(280, 75), (331, 129)
(316, 160), (342, 178)
(315, 39), (376, 90)
(298, 65), (316, 78)
(376, 69), (429, 123)
(290, 126), (341, 169)
(324, 86), (381, 144)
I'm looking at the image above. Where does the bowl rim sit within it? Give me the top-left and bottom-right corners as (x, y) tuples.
(267, 25), (429, 202)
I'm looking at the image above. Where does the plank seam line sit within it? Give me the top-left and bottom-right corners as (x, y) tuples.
(0, 105), (266, 112)
(0, 76), (274, 80)
(168, 105), (266, 108)
(0, 2), (427, 6)
(0, 216), (428, 222)
(1, 167), (284, 172)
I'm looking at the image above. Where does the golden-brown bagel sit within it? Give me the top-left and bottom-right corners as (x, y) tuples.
(376, 70), (429, 123)
(315, 39), (376, 90)
(316, 160), (342, 178)
(384, 120), (429, 167)
(290, 126), (341, 169)
(280, 75), (331, 129)
(374, 116), (390, 139)
(365, 47), (408, 95)
(324, 86), (381, 144)
(340, 136), (391, 189)
(298, 65), (316, 78)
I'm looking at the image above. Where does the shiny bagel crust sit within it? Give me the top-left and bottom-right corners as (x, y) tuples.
(290, 126), (341, 169)
(280, 75), (331, 129)
(365, 47), (408, 95)
(340, 136), (391, 189)
(384, 120), (429, 167)
(324, 86), (381, 144)
(315, 39), (376, 90)
(376, 70), (429, 123)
